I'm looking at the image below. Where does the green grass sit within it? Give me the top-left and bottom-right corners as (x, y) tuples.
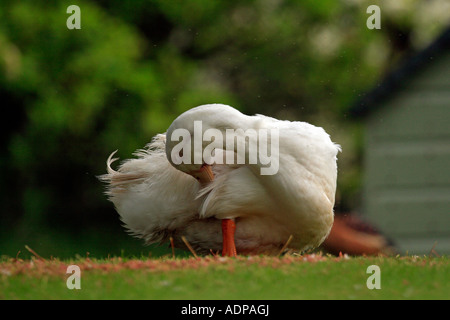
(1, 255), (448, 300)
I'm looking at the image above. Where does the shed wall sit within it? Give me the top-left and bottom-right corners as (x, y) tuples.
(363, 53), (450, 254)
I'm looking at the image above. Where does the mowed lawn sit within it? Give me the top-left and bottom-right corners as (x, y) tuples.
(1, 254), (448, 300)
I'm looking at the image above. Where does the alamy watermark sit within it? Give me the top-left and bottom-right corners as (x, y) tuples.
(366, 265), (381, 289)
(366, 5), (381, 30)
(66, 5), (81, 30)
(169, 121), (280, 175)
(66, 265), (81, 289)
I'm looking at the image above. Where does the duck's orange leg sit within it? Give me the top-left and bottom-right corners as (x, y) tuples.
(192, 165), (237, 257)
(222, 219), (237, 257)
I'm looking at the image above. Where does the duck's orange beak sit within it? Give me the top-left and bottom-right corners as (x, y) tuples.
(191, 164), (215, 184)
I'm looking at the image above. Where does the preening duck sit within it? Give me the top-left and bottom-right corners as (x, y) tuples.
(100, 104), (341, 256)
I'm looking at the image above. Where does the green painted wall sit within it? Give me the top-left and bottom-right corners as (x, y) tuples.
(362, 52), (450, 255)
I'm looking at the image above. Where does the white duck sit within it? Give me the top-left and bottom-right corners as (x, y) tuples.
(100, 104), (340, 256)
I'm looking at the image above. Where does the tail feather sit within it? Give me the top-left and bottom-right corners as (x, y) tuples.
(98, 150), (148, 197)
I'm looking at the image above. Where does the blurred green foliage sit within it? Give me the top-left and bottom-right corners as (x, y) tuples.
(0, 0), (447, 257)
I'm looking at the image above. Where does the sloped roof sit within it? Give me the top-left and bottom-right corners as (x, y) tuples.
(350, 26), (450, 117)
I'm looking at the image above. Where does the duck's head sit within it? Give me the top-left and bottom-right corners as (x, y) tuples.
(165, 103), (252, 182)
(165, 132), (214, 183)
(165, 104), (230, 181)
